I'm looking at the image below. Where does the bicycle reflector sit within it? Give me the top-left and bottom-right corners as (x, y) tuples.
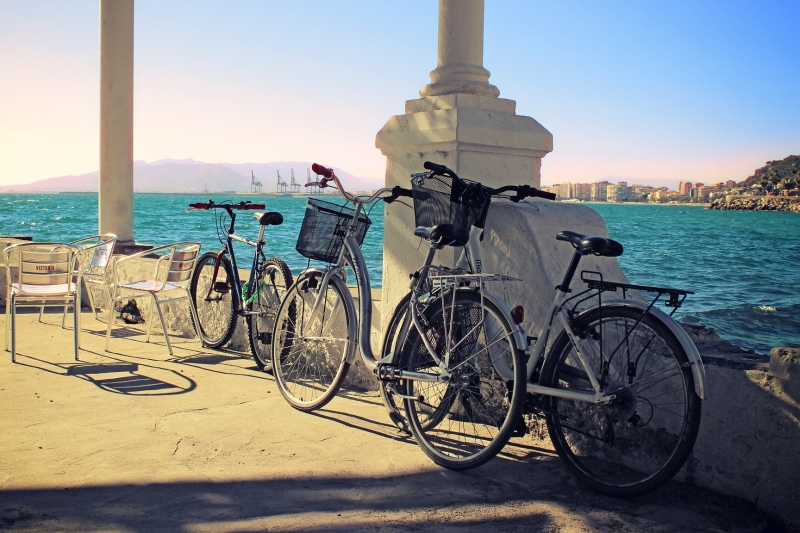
(512, 306), (524, 324)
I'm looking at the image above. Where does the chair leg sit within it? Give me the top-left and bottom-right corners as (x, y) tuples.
(61, 304), (68, 328)
(74, 285), (81, 359)
(103, 285), (113, 323)
(73, 298), (80, 361)
(105, 297), (116, 352)
(85, 282), (99, 320)
(39, 305), (44, 323)
(186, 289), (202, 340)
(145, 300), (155, 343)
(10, 297), (16, 362)
(5, 293), (10, 352)
(153, 300), (173, 355)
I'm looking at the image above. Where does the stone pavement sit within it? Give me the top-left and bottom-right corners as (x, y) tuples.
(0, 310), (774, 532)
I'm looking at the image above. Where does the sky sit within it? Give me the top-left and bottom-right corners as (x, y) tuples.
(1, 0), (798, 188)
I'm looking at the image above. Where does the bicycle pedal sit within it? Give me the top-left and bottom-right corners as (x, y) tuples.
(511, 415), (529, 438)
(213, 282), (230, 294)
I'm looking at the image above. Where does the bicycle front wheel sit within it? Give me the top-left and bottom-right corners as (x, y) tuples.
(271, 271), (352, 411)
(540, 305), (701, 497)
(190, 252), (239, 348)
(248, 258), (293, 371)
(403, 289), (526, 470)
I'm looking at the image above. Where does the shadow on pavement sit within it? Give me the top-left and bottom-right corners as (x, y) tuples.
(0, 467), (770, 533)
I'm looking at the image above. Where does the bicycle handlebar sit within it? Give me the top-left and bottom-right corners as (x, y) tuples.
(384, 186), (413, 204)
(420, 161), (556, 202)
(311, 161), (397, 205)
(188, 200), (265, 211)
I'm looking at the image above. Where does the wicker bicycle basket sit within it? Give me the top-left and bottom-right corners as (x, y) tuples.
(295, 198), (372, 263)
(411, 174), (489, 234)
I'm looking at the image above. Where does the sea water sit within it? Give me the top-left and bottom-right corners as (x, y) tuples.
(2, 193), (798, 354)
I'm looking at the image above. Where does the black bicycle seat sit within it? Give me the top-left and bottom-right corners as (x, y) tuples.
(414, 224), (469, 247)
(253, 212), (283, 226)
(557, 230), (623, 257)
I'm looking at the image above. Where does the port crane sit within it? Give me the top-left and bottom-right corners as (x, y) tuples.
(290, 169), (301, 193)
(276, 170), (288, 193)
(250, 170), (262, 193)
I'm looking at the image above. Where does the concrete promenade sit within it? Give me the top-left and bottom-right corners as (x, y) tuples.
(0, 310), (771, 532)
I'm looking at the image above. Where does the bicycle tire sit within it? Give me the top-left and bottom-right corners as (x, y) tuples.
(248, 258), (293, 371)
(271, 270), (352, 411)
(190, 251), (239, 348)
(403, 289), (526, 470)
(540, 305), (702, 497)
(380, 292), (459, 434)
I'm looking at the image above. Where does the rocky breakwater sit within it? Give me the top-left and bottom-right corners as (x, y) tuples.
(709, 195), (800, 212)
(676, 322), (800, 530)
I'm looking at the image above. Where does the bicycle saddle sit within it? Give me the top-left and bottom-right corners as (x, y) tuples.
(557, 230), (624, 257)
(414, 224), (469, 247)
(253, 212), (283, 226)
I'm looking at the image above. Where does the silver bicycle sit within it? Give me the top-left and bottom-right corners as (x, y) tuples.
(270, 163), (527, 470)
(382, 162), (706, 496)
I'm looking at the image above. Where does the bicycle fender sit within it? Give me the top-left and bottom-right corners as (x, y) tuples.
(586, 299), (707, 400)
(296, 268), (359, 366)
(455, 287), (529, 353)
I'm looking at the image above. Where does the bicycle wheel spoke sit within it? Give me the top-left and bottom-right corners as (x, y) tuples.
(272, 274), (352, 411)
(405, 290), (525, 470)
(542, 306), (701, 496)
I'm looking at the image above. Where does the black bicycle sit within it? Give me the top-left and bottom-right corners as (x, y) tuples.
(187, 200), (293, 371)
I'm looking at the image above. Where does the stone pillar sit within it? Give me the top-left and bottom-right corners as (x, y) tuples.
(99, 0), (134, 245)
(421, 0), (499, 98)
(376, 0), (558, 324)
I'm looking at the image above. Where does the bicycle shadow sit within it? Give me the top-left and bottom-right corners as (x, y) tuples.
(0, 465), (765, 533)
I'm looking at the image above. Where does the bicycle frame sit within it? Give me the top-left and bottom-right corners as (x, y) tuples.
(454, 222), (706, 400)
(204, 208), (268, 316)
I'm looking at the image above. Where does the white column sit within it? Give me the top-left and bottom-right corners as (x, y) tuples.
(421, 0), (499, 97)
(375, 0), (628, 340)
(99, 0), (134, 244)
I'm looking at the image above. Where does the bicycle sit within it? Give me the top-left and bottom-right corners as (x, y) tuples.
(382, 162), (707, 496)
(270, 163), (527, 470)
(187, 200), (293, 371)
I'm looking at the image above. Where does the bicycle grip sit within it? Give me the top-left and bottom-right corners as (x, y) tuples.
(246, 204), (266, 210)
(312, 163), (333, 179)
(536, 190), (557, 201)
(384, 186), (413, 203)
(188, 202), (209, 210)
(423, 161), (451, 175)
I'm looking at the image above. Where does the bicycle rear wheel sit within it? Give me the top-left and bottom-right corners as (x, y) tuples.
(248, 258), (293, 371)
(403, 289), (525, 470)
(271, 271), (352, 411)
(540, 305), (701, 497)
(190, 252), (238, 348)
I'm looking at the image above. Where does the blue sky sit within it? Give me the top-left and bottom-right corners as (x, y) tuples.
(1, 1), (798, 187)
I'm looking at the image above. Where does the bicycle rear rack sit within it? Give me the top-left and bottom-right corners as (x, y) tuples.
(577, 270), (693, 315)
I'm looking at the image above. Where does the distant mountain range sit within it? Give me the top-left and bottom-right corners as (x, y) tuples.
(0, 159), (383, 193)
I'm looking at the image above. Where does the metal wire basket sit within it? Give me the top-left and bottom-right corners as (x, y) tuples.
(295, 198), (372, 263)
(411, 173), (489, 234)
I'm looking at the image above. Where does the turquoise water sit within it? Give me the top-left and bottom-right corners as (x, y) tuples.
(2, 193), (798, 354)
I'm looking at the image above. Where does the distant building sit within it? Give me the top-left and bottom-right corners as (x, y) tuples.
(678, 181), (692, 195)
(725, 180), (736, 190)
(607, 182), (630, 202)
(557, 182), (572, 200)
(591, 181), (611, 201)
(573, 182), (592, 201)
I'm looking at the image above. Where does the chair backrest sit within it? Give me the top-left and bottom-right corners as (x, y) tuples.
(80, 234), (117, 277)
(17, 245), (76, 292)
(165, 243), (201, 287)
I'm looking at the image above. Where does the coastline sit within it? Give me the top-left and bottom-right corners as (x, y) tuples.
(709, 196), (800, 213)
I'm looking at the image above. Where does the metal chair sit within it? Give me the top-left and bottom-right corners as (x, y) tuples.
(45, 234), (118, 327)
(4, 242), (82, 362)
(105, 242), (202, 355)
